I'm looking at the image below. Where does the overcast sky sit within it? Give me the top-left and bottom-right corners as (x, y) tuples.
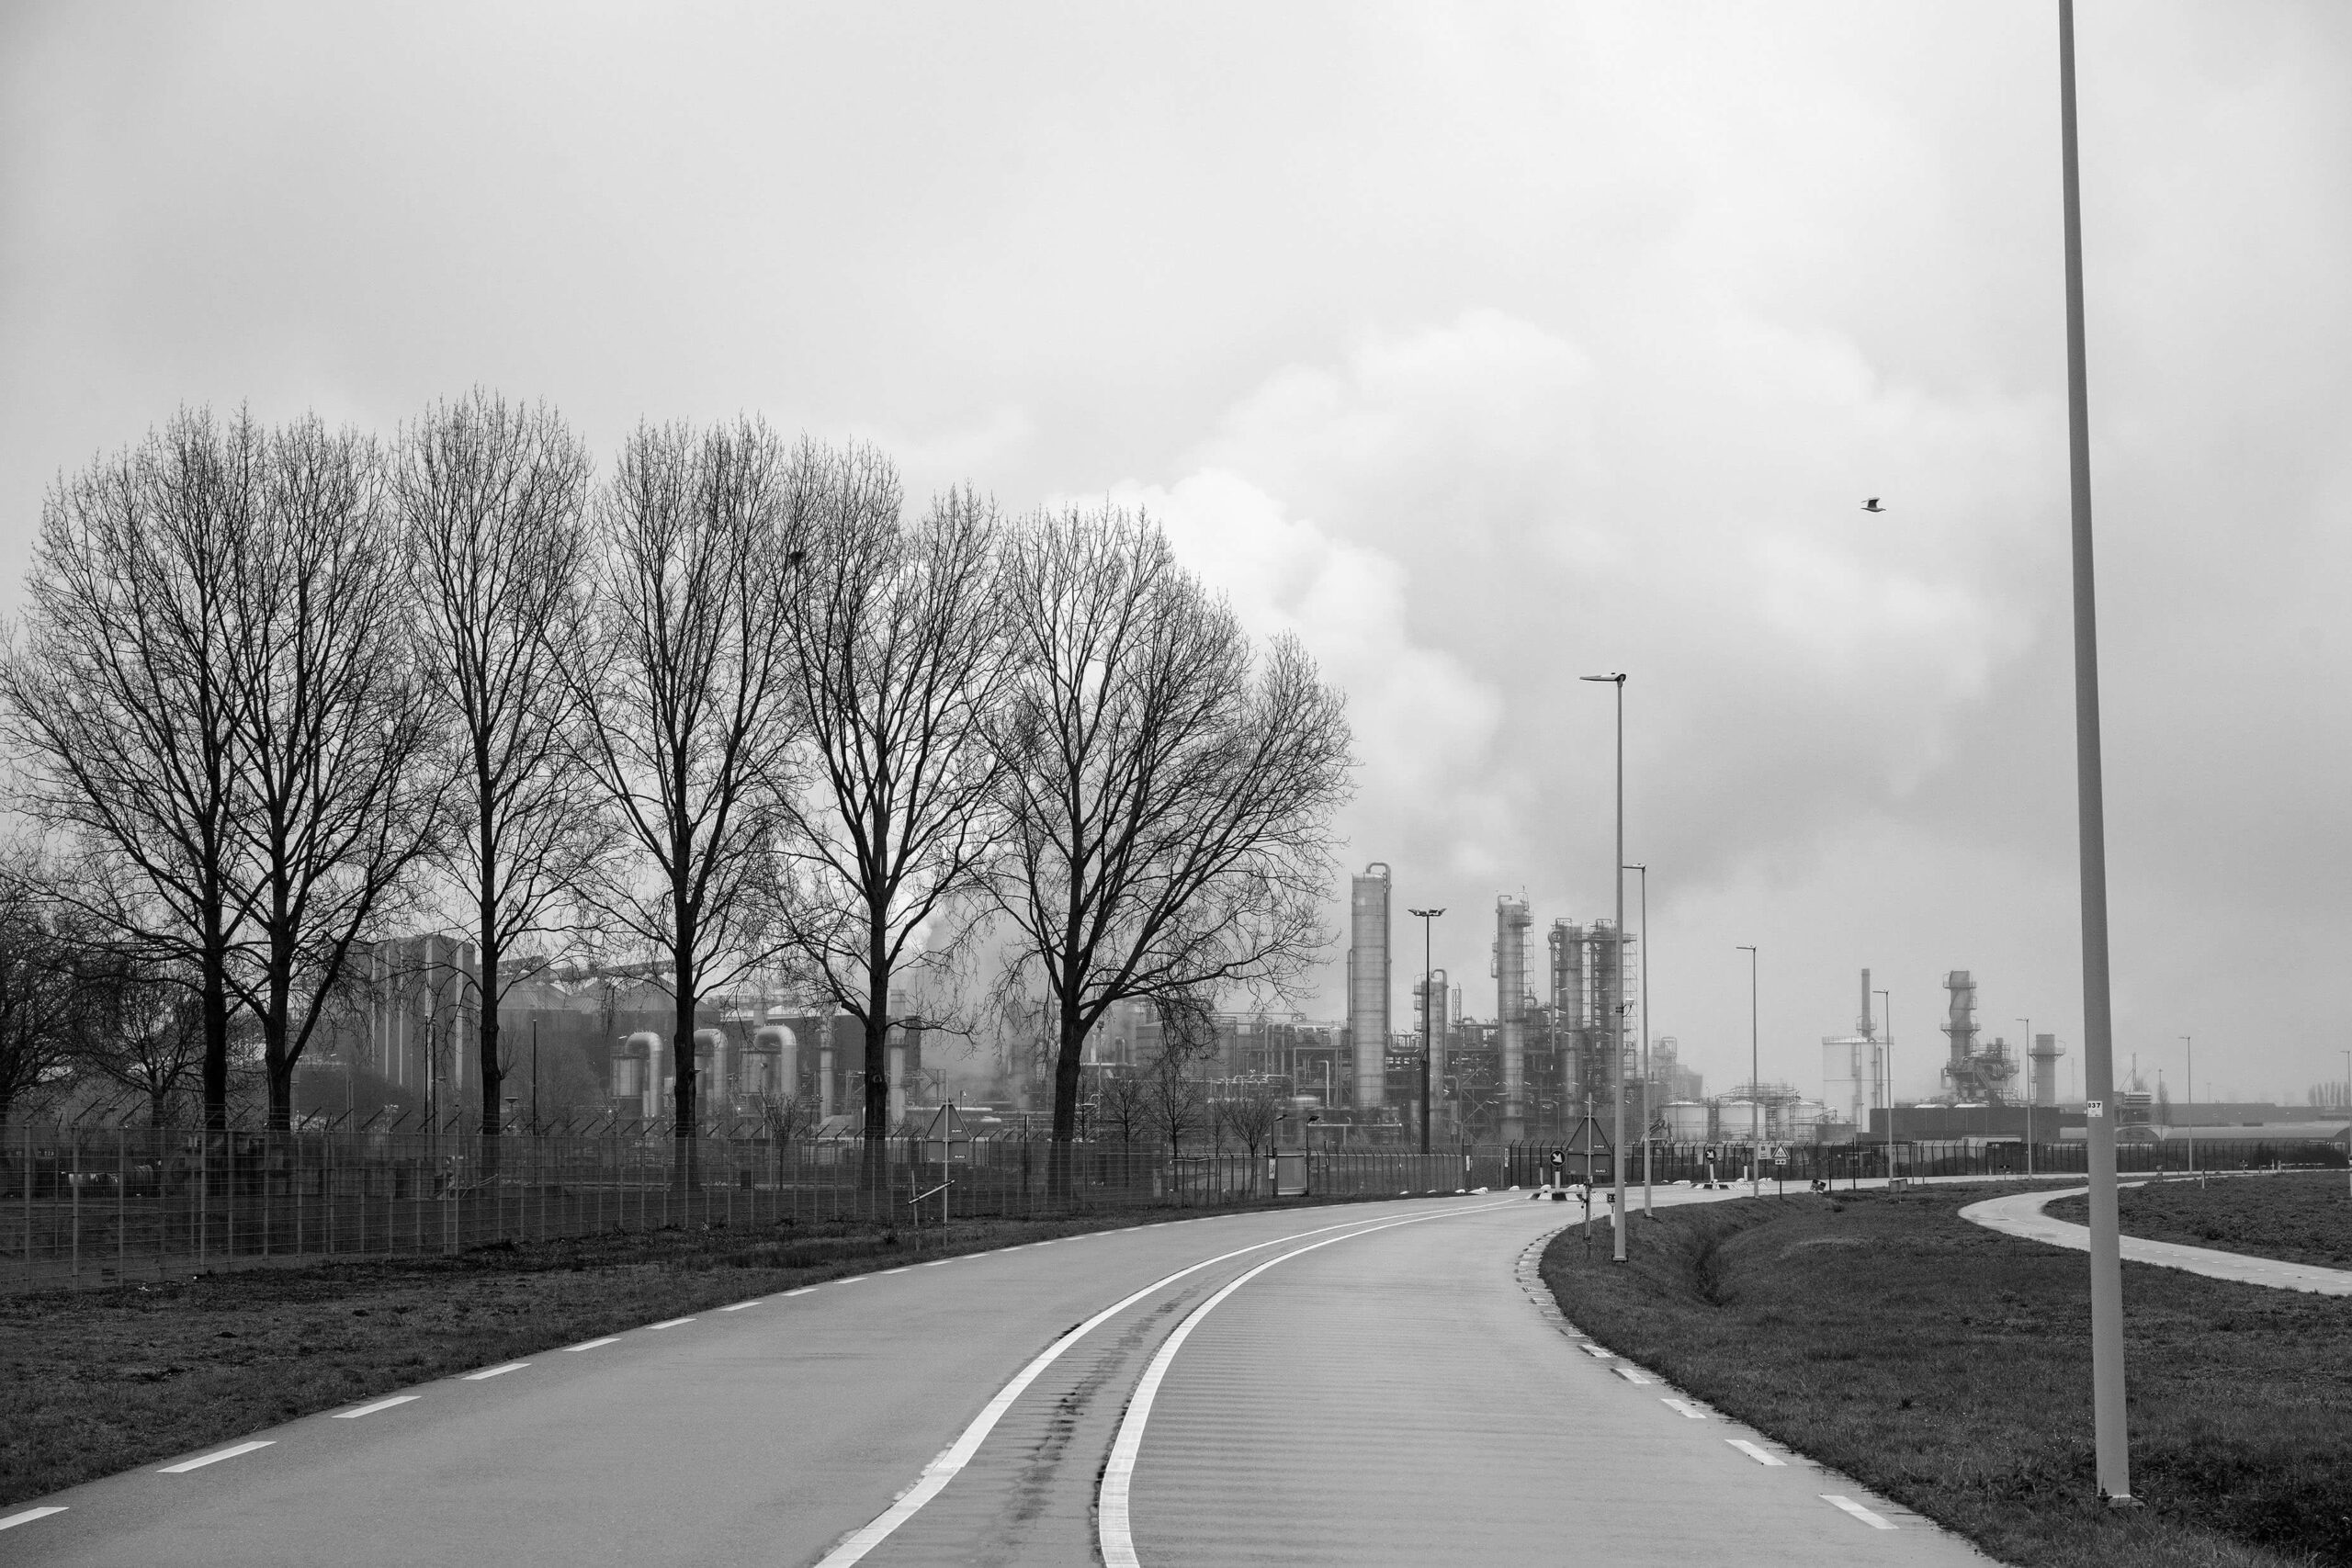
(5, 3), (2347, 1107)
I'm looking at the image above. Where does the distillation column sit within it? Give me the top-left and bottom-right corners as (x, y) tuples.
(1497, 897), (1532, 1142)
(1349, 863), (1392, 1111)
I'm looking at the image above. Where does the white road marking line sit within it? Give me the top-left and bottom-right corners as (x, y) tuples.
(923, 1258), (957, 1266)
(878, 1268), (910, 1276)
(333, 1394), (421, 1419)
(562, 1337), (621, 1352)
(1098, 1203), (1517, 1568)
(835, 1276), (867, 1285)
(462, 1362), (530, 1381)
(1615, 1366), (1657, 1384)
(1823, 1495), (1898, 1529)
(1661, 1398), (1710, 1420)
(782, 1287), (817, 1296)
(159, 1441), (274, 1473)
(0, 1507), (68, 1531)
(817, 1201), (1515, 1568)
(1580, 1344), (1614, 1359)
(720, 1300), (763, 1311)
(1728, 1438), (1786, 1466)
(649, 1317), (695, 1329)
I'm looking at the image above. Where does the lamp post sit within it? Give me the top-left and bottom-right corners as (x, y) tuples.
(1581, 671), (1629, 1262)
(2018, 1017), (2032, 1178)
(2059, 0), (2132, 1504)
(1877, 988), (1894, 1185)
(1409, 908), (1444, 1156)
(2340, 1048), (2348, 1201)
(1736, 945), (1758, 1197)
(2180, 1035), (2193, 1179)
(1624, 862), (1652, 1216)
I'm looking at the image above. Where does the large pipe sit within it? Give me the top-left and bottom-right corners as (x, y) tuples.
(627, 1031), (662, 1121)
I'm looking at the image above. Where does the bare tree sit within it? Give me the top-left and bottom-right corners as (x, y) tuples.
(566, 418), (807, 1184)
(70, 944), (206, 1128)
(1142, 1045), (1206, 1160)
(1215, 1077), (1284, 1166)
(226, 415), (446, 1131)
(1, 410), (260, 1128)
(775, 450), (1011, 1160)
(1091, 1067), (1149, 1145)
(0, 856), (84, 1123)
(397, 390), (600, 1167)
(991, 505), (1352, 1178)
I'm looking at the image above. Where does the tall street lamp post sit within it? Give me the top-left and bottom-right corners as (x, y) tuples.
(1410, 908), (1444, 1157)
(2342, 1049), (2350, 1201)
(1736, 945), (1758, 1197)
(2059, 0), (2132, 1506)
(1877, 987), (1894, 1185)
(1624, 862), (1652, 1217)
(2018, 1017), (2032, 1178)
(2180, 1035), (2193, 1178)
(1579, 671), (1629, 1262)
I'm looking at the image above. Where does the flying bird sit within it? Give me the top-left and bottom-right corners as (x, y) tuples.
(1861, 498), (1885, 513)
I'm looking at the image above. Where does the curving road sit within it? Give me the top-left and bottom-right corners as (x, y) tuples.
(1960, 1183), (2352, 1296)
(2, 1190), (1992, 1565)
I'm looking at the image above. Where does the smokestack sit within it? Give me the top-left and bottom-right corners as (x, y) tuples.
(1860, 968), (1874, 1039)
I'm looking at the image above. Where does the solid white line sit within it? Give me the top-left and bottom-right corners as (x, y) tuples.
(1097, 1204), (1511, 1568)
(333, 1394), (420, 1418)
(1823, 1495), (1898, 1529)
(1727, 1438), (1785, 1466)
(462, 1362), (530, 1381)
(720, 1300), (763, 1311)
(562, 1337), (621, 1352)
(649, 1316), (695, 1330)
(159, 1441), (274, 1473)
(817, 1201), (1509, 1568)
(0, 1507), (68, 1531)
(1660, 1397), (1709, 1420)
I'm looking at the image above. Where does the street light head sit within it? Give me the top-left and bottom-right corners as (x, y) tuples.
(1408, 907), (1445, 918)
(1577, 672), (1627, 685)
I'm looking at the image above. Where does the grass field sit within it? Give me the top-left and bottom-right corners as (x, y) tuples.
(1541, 1185), (2352, 1568)
(2045, 1170), (2352, 1271)
(0, 1196), (1353, 1511)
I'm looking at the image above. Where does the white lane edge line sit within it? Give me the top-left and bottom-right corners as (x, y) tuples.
(720, 1300), (764, 1311)
(815, 1198), (1513, 1568)
(462, 1362), (530, 1381)
(159, 1440), (275, 1473)
(1097, 1203), (1514, 1568)
(1660, 1397), (1709, 1420)
(782, 1287), (816, 1296)
(1614, 1366), (1657, 1384)
(562, 1337), (621, 1352)
(1579, 1343), (1614, 1359)
(1823, 1495), (1898, 1529)
(649, 1317), (695, 1329)
(1728, 1438), (1785, 1466)
(0, 1506), (68, 1530)
(333, 1394), (421, 1419)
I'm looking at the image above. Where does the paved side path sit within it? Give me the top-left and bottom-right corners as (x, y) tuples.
(1960, 1186), (2352, 1296)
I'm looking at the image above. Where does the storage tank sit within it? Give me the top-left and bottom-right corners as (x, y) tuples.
(1664, 1100), (1711, 1142)
(1719, 1099), (1764, 1145)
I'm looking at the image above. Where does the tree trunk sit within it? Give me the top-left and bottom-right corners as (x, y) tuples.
(265, 928), (295, 1133)
(860, 919), (891, 1195)
(1047, 991), (1086, 1197)
(673, 940), (698, 1193)
(202, 912), (230, 1132)
(478, 917), (503, 1179)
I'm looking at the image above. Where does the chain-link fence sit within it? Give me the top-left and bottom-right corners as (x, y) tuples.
(1506, 1135), (2350, 1188)
(0, 1122), (1512, 1294)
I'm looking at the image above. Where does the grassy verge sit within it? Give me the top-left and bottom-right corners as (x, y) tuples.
(1540, 1186), (2352, 1568)
(2045, 1171), (2352, 1270)
(0, 1192), (1371, 1510)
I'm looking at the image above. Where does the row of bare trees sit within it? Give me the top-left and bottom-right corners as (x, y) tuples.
(0, 393), (1353, 1182)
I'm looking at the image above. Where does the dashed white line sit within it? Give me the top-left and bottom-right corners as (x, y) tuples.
(1823, 1495), (1898, 1529)
(334, 1394), (421, 1419)
(1614, 1366), (1657, 1385)
(159, 1441), (274, 1473)
(782, 1287), (817, 1297)
(720, 1300), (763, 1311)
(462, 1362), (530, 1381)
(562, 1337), (621, 1352)
(1579, 1343), (1614, 1359)
(877, 1268), (911, 1276)
(0, 1507), (68, 1531)
(649, 1316), (695, 1330)
(1660, 1397), (1710, 1420)
(1727, 1438), (1786, 1466)
(922, 1258), (956, 1267)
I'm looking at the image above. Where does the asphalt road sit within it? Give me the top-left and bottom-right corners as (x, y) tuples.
(3, 1188), (1994, 1565)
